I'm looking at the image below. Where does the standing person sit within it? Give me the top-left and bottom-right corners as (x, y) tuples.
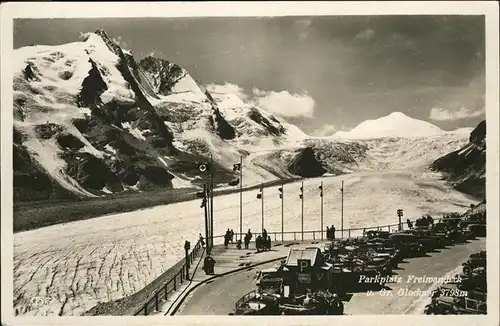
(230, 229), (235, 243)
(199, 233), (205, 248)
(247, 229), (253, 245)
(244, 233), (250, 249)
(203, 255), (211, 275)
(208, 255), (216, 275)
(407, 219), (413, 229)
(224, 229), (231, 249)
(326, 226), (330, 240)
(256, 235), (263, 252)
(331, 225), (336, 240)
(263, 229), (268, 241)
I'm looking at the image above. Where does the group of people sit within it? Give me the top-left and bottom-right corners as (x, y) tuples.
(202, 255), (216, 275)
(256, 229), (272, 252)
(326, 225), (336, 240)
(224, 229), (235, 248)
(414, 215), (435, 228)
(405, 216), (435, 230)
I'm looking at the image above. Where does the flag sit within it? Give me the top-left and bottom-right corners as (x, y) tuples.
(257, 193), (262, 199)
(233, 163), (241, 171)
(319, 184), (323, 197)
(279, 194), (283, 199)
(299, 194), (303, 199)
(197, 162), (211, 173)
(200, 198), (207, 208)
(196, 190), (206, 199)
(228, 178), (239, 186)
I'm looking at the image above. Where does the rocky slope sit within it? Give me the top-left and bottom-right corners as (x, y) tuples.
(12, 29), (473, 202)
(431, 120), (486, 198)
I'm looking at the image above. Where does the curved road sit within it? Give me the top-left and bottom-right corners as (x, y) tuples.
(177, 238), (486, 315)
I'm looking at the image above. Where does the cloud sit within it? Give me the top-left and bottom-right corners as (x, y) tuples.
(206, 83), (316, 119)
(78, 32), (92, 41)
(354, 28), (376, 41)
(310, 124), (338, 137)
(206, 82), (248, 100)
(429, 107), (484, 121)
(252, 88), (315, 118)
(112, 36), (130, 49)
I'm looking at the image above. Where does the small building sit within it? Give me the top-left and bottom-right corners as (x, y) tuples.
(281, 247), (333, 296)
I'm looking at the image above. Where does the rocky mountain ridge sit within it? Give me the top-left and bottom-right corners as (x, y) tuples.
(431, 120), (486, 198)
(12, 29), (472, 202)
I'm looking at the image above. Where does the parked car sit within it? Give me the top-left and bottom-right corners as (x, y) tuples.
(400, 230), (442, 250)
(462, 253), (486, 276)
(464, 224), (486, 238)
(388, 233), (424, 257)
(364, 230), (391, 240)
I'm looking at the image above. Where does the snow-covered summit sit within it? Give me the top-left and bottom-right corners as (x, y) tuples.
(12, 29), (323, 199)
(332, 112), (445, 139)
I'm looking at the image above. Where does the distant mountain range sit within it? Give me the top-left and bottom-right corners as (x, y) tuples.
(13, 29), (479, 201)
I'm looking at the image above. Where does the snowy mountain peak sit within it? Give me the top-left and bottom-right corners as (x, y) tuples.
(12, 30), (470, 202)
(333, 111), (445, 140)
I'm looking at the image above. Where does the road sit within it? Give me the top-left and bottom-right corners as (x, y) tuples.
(176, 238), (486, 315)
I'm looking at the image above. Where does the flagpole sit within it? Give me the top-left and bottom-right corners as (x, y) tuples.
(239, 156), (243, 242)
(210, 154), (214, 249)
(281, 183), (284, 242)
(261, 183), (264, 233)
(340, 180), (344, 239)
(203, 184), (209, 255)
(301, 180), (304, 241)
(320, 181), (324, 241)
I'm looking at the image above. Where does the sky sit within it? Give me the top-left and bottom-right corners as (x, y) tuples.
(14, 16), (485, 135)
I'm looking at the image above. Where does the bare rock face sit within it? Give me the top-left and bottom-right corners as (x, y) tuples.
(247, 107), (286, 136)
(13, 128), (75, 201)
(76, 58), (108, 108)
(431, 120), (486, 198)
(62, 152), (123, 192)
(287, 147), (327, 178)
(139, 56), (186, 95)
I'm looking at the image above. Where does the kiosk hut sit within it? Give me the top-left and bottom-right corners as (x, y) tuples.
(281, 247), (333, 296)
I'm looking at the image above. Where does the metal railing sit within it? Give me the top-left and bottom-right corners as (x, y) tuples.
(134, 240), (203, 316)
(212, 223), (404, 245)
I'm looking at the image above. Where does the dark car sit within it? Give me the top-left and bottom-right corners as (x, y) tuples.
(388, 233), (423, 257)
(364, 230), (391, 240)
(359, 241), (401, 266)
(465, 224), (486, 238)
(462, 252), (486, 275)
(400, 230), (442, 250)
